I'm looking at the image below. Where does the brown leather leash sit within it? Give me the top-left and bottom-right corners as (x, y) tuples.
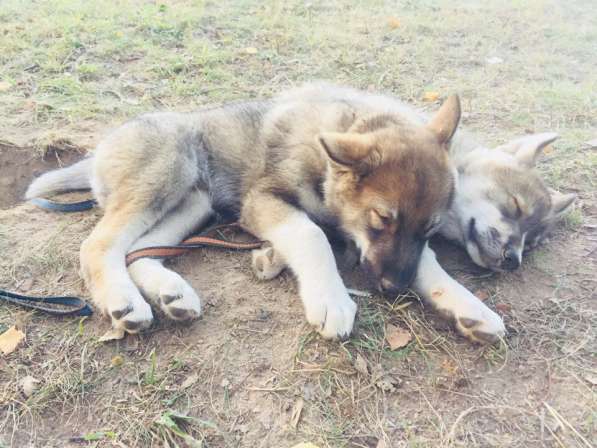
(2, 197), (264, 316)
(125, 222), (264, 266)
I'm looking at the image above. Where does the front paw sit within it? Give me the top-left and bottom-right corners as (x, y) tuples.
(454, 305), (506, 344)
(303, 285), (357, 340)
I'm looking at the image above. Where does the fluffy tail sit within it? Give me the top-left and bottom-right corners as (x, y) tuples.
(25, 158), (93, 199)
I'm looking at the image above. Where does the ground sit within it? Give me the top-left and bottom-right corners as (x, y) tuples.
(0, 1), (595, 447)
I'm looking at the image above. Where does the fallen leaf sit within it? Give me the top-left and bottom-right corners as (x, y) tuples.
(244, 47), (258, 55)
(584, 138), (597, 148)
(354, 353), (369, 375)
(111, 355), (124, 367)
(0, 81), (11, 92)
(385, 324), (412, 350)
(181, 373), (199, 389)
(376, 439), (388, 448)
(387, 17), (401, 29)
(474, 289), (490, 301)
(19, 375), (39, 397)
(422, 91), (440, 102)
(0, 326), (25, 355)
(290, 397), (304, 429)
(98, 327), (125, 342)
(542, 145), (554, 155)
(495, 303), (512, 314)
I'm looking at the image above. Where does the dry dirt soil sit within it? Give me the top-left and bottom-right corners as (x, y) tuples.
(0, 1), (595, 447)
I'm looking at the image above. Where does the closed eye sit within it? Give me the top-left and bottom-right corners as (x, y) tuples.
(510, 196), (523, 219)
(369, 208), (393, 230)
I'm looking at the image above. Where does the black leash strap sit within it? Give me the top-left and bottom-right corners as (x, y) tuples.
(0, 289), (93, 316)
(0, 194), (96, 316)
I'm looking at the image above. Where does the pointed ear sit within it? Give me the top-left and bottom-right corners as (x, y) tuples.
(549, 189), (576, 217)
(318, 132), (379, 172)
(496, 132), (559, 168)
(427, 94), (461, 147)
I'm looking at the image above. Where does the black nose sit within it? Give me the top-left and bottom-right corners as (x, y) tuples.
(502, 249), (520, 271)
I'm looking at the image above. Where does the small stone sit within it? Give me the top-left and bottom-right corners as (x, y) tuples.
(354, 354), (369, 375)
(19, 375), (40, 397)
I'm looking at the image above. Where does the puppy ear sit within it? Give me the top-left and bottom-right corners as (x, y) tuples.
(318, 132), (380, 173)
(496, 132), (559, 168)
(548, 189), (576, 218)
(427, 94), (461, 147)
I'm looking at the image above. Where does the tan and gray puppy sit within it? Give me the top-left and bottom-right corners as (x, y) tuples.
(27, 83), (507, 343)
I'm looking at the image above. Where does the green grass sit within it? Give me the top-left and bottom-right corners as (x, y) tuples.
(1, 0), (595, 155)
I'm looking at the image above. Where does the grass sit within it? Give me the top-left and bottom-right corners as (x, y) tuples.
(0, 0), (596, 447)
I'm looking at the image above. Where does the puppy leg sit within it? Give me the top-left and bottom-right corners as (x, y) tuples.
(128, 189), (213, 321)
(413, 244), (506, 344)
(242, 192), (356, 339)
(80, 200), (167, 333)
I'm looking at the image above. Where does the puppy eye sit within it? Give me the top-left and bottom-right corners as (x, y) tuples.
(369, 209), (390, 230)
(512, 196), (523, 218)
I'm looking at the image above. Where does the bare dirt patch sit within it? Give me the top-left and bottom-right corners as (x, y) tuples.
(0, 143), (85, 209)
(0, 169), (594, 447)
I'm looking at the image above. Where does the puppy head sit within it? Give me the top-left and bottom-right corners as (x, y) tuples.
(454, 133), (575, 271)
(319, 95), (460, 294)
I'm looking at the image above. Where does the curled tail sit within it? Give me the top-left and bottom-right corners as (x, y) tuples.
(25, 158), (93, 199)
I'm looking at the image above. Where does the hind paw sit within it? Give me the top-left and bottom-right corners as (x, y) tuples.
(158, 279), (202, 321)
(128, 260), (202, 321)
(105, 288), (154, 334)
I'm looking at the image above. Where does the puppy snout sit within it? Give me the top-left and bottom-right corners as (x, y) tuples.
(501, 248), (520, 271)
